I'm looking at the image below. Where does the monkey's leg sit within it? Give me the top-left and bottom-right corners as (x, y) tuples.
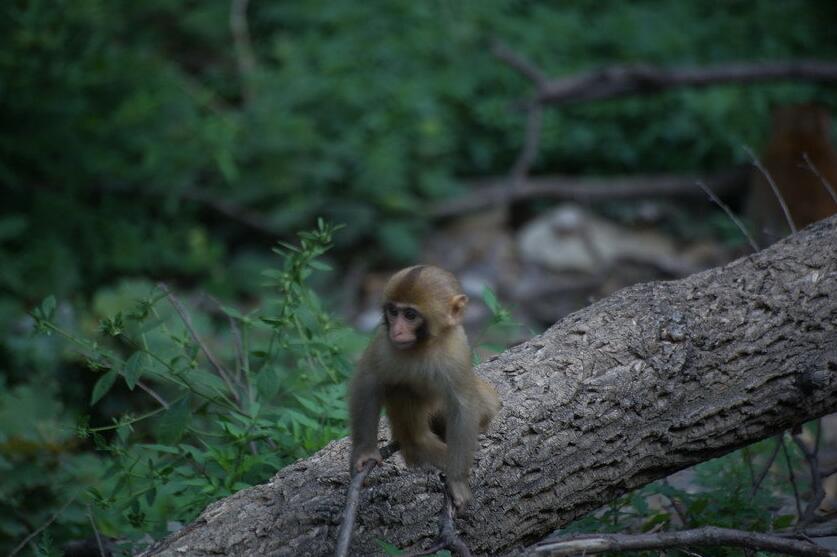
(475, 377), (500, 432)
(386, 396), (448, 469)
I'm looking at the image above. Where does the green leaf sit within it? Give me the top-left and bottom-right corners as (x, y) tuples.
(220, 305), (244, 320)
(91, 369), (119, 405)
(286, 409), (319, 429)
(375, 539), (404, 556)
(41, 295), (56, 318)
(256, 368), (280, 399)
(123, 351), (144, 390)
(481, 287), (500, 314)
(137, 443), (181, 455)
(772, 514), (796, 529)
(145, 486), (157, 507)
(157, 396), (191, 444)
(308, 260), (332, 271)
(294, 394), (322, 414)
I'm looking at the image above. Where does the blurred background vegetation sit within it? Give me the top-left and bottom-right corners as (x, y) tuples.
(2, 1), (837, 555)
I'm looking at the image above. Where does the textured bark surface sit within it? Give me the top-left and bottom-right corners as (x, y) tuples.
(142, 215), (837, 557)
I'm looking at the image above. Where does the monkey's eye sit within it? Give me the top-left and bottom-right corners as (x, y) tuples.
(403, 308), (418, 321)
(385, 304), (398, 317)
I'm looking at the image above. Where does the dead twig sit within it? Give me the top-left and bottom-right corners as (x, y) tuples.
(87, 506), (107, 557)
(783, 437), (804, 519)
(230, 0), (257, 102)
(750, 435), (783, 496)
(802, 152), (837, 205)
(158, 283), (241, 405)
(794, 421), (826, 527)
(745, 145), (797, 234)
(432, 169), (746, 219)
(535, 60), (837, 105)
(492, 42), (548, 205)
(9, 496), (78, 557)
(492, 41), (548, 89)
(696, 179), (759, 252)
(334, 443), (399, 557)
(531, 526), (837, 557)
(137, 380), (170, 410)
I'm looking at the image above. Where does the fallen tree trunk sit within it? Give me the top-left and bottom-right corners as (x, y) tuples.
(142, 215), (837, 557)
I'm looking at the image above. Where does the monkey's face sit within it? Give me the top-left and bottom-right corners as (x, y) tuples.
(383, 302), (427, 350)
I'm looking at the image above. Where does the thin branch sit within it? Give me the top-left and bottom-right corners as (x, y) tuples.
(492, 41), (548, 89)
(9, 496), (77, 556)
(157, 283), (241, 405)
(745, 145), (797, 234)
(431, 168), (746, 219)
(780, 525), (837, 539)
(802, 153), (837, 205)
(509, 102), (544, 191)
(204, 294), (246, 385)
(87, 506), (107, 557)
(531, 526), (837, 557)
(783, 437), (804, 519)
(179, 188), (279, 236)
(697, 179), (759, 252)
(794, 423), (826, 527)
(751, 435), (783, 496)
(137, 380), (170, 409)
(401, 475), (473, 557)
(535, 60), (837, 105)
(334, 443), (399, 557)
(230, 0), (257, 102)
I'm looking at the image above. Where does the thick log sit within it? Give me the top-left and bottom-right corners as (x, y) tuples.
(142, 215), (837, 557)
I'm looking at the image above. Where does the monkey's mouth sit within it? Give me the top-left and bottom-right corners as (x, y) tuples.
(392, 340), (416, 350)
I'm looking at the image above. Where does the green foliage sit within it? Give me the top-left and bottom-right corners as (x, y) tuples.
(562, 434), (812, 556)
(2, 1), (836, 298)
(3, 222), (365, 554)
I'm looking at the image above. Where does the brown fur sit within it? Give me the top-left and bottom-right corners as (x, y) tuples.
(350, 265), (500, 509)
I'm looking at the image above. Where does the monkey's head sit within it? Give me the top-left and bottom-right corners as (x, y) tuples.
(382, 265), (468, 350)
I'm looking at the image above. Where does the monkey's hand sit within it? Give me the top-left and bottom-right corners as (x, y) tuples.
(448, 479), (472, 511)
(351, 448), (382, 474)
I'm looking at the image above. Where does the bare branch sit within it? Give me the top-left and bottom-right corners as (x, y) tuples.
(492, 42), (549, 89)
(334, 443), (399, 557)
(745, 145), (797, 234)
(230, 0), (257, 102)
(137, 380), (170, 409)
(9, 496), (77, 557)
(158, 283), (240, 405)
(402, 476), (473, 557)
(509, 102), (544, 191)
(531, 526), (837, 557)
(431, 168), (745, 219)
(750, 435), (782, 496)
(783, 437), (804, 519)
(179, 188), (279, 236)
(536, 60), (837, 105)
(696, 179), (759, 252)
(794, 423), (826, 527)
(802, 153), (837, 206)
(87, 506), (107, 557)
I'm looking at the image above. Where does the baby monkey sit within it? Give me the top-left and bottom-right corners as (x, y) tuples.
(349, 265), (500, 510)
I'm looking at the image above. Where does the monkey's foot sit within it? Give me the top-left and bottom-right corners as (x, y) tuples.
(447, 480), (472, 511)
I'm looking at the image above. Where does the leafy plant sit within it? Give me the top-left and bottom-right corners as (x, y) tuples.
(7, 221), (364, 554)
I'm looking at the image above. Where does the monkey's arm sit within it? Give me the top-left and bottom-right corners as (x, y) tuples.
(348, 364), (383, 472)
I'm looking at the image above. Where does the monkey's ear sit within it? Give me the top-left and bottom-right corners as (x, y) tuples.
(448, 294), (468, 326)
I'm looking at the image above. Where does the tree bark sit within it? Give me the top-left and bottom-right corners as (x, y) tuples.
(141, 215), (837, 557)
